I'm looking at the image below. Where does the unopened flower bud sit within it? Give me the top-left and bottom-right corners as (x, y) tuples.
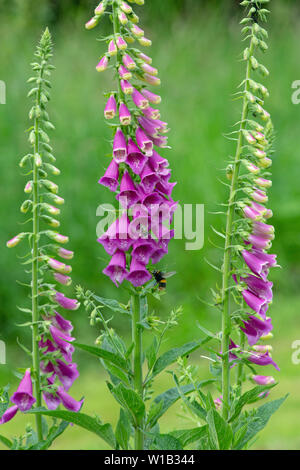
(94, 1), (106, 15)
(139, 37), (152, 47)
(24, 181), (33, 193)
(108, 39), (117, 57)
(20, 200), (32, 214)
(116, 36), (127, 50)
(130, 24), (144, 38)
(85, 16), (100, 30)
(6, 233), (26, 248)
(226, 164), (234, 180)
(96, 55), (109, 72)
(121, 2), (132, 14)
(34, 153), (42, 167)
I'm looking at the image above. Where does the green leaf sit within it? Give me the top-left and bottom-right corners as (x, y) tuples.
(29, 409), (116, 448)
(146, 336), (158, 371)
(229, 384), (276, 423)
(207, 409), (233, 450)
(92, 294), (130, 316)
(73, 342), (128, 371)
(151, 340), (204, 378)
(29, 420), (69, 450)
(171, 425), (208, 448)
(115, 409), (131, 450)
(109, 383), (145, 423)
(148, 433), (183, 450)
(0, 434), (13, 449)
(236, 395), (288, 450)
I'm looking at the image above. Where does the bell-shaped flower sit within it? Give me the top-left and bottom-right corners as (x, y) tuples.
(99, 159), (119, 192)
(103, 250), (128, 287)
(0, 405), (19, 424)
(241, 315), (273, 346)
(11, 369), (36, 412)
(126, 138), (147, 175)
(104, 95), (117, 119)
(116, 171), (140, 207)
(55, 292), (80, 311)
(242, 289), (269, 317)
(140, 162), (159, 193)
(113, 128), (127, 163)
(57, 387), (84, 412)
(55, 360), (79, 391)
(119, 102), (131, 125)
(131, 239), (154, 264)
(126, 258), (152, 287)
(136, 127), (153, 156)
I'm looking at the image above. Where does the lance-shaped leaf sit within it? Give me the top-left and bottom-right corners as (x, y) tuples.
(115, 408), (132, 450)
(147, 433), (183, 451)
(108, 382), (145, 423)
(151, 339), (205, 379)
(170, 425), (208, 448)
(92, 294), (130, 315)
(206, 409), (233, 450)
(29, 408), (116, 448)
(73, 342), (128, 371)
(229, 384), (276, 423)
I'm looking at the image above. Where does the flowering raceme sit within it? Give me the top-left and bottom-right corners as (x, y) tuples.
(3, 30), (82, 431)
(86, 0), (176, 287)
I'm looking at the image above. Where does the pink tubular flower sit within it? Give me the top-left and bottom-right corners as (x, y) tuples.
(252, 375), (275, 385)
(118, 65), (132, 80)
(113, 128), (127, 163)
(119, 102), (131, 125)
(116, 171), (140, 207)
(126, 138), (147, 175)
(48, 258), (72, 274)
(141, 89), (161, 104)
(99, 159), (119, 192)
(132, 88), (149, 109)
(120, 79), (133, 95)
(241, 315), (273, 346)
(104, 95), (117, 119)
(0, 405), (19, 424)
(11, 370), (36, 412)
(55, 292), (80, 311)
(136, 127), (153, 156)
(122, 54), (136, 70)
(53, 272), (72, 286)
(126, 258), (152, 287)
(108, 39), (117, 56)
(116, 35), (127, 50)
(57, 387), (84, 412)
(103, 250), (128, 286)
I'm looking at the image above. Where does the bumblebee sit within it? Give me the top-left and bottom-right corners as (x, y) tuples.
(152, 270), (176, 290)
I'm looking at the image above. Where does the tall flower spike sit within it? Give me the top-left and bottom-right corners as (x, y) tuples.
(4, 29), (81, 437)
(86, 0), (176, 289)
(218, 0), (277, 419)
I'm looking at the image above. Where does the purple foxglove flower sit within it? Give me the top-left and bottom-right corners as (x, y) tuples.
(55, 360), (79, 391)
(48, 258), (72, 274)
(0, 405), (18, 424)
(253, 221), (274, 236)
(240, 274), (273, 302)
(126, 138), (147, 175)
(136, 127), (153, 156)
(141, 89), (161, 105)
(98, 214), (133, 254)
(122, 54), (136, 70)
(96, 55), (109, 72)
(118, 65), (132, 80)
(58, 248), (74, 260)
(248, 234), (272, 250)
(139, 52), (152, 64)
(251, 202), (270, 218)
(113, 128), (127, 163)
(242, 289), (269, 317)
(141, 63), (158, 76)
(132, 89), (149, 109)
(120, 79), (133, 95)
(242, 249), (270, 281)
(151, 247), (167, 264)
(39, 337), (57, 354)
(116, 171), (140, 208)
(50, 325), (75, 362)
(140, 162), (159, 193)
(53, 272), (72, 286)
(52, 311), (74, 333)
(148, 151), (169, 172)
(252, 375), (275, 385)
(241, 315), (273, 346)
(142, 106), (160, 120)
(243, 206), (261, 220)
(116, 36), (127, 50)
(98, 159), (119, 192)
(57, 387), (84, 412)
(11, 369), (36, 412)
(248, 351), (280, 371)
(119, 102), (131, 125)
(252, 249), (277, 268)
(126, 258), (152, 287)
(55, 292), (80, 311)
(132, 240), (154, 264)
(108, 39), (117, 57)
(143, 73), (161, 86)
(43, 391), (61, 410)
(252, 189), (268, 204)
(150, 135), (168, 148)
(228, 340), (239, 363)
(103, 250), (128, 286)
(104, 95), (117, 119)
(156, 180), (176, 197)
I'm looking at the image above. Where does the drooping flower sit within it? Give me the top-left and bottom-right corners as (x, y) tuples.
(11, 369), (36, 412)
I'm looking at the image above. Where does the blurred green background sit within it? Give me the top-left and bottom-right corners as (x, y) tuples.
(0, 0), (300, 450)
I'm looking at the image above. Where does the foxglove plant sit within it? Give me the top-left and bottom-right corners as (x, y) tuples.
(1, 29), (82, 449)
(174, 0), (286, 450)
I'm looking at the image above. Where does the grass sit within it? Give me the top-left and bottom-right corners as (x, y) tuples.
(0, 1), (300, 450)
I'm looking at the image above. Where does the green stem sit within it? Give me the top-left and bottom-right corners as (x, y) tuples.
(221, 33), (255, 420)
(131, 293), (144, 450)
(236, 331), (245, 394)
(31, 70), (43, 441)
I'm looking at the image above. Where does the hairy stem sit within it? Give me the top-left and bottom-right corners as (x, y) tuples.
(131, 293), (144, 450)
(221, 34), (255, 420)
(31, 67), (43, 441)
